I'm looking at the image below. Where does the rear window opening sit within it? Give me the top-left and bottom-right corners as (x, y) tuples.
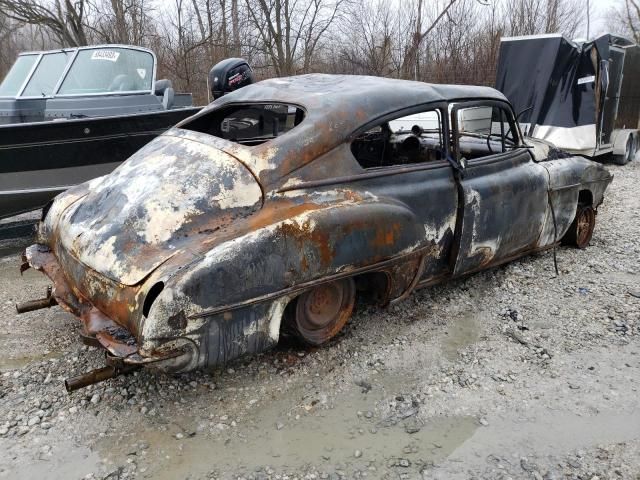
(182, 103), (305, 146)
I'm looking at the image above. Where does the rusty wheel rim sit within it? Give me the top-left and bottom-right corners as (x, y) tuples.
(295, 278), (355, 345)
(575, 207), (595, 248)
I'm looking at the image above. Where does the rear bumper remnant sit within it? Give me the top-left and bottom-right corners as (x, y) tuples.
(18, 244), (191, 389)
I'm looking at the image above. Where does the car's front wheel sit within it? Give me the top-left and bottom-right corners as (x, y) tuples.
(291, 278), (356, 346)
(562, 204), (595, 249)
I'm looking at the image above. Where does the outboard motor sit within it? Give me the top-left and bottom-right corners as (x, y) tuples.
(208, 58), (254, 101)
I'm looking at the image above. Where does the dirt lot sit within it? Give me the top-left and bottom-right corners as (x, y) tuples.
(1, 161), (639, 480)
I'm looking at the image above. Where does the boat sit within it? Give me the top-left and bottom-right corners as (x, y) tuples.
(0, 45), (202, 219)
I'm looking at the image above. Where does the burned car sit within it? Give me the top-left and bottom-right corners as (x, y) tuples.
(19, 75), (612, 390)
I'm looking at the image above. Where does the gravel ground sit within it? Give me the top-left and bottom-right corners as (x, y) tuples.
(0, 161), (639, 480)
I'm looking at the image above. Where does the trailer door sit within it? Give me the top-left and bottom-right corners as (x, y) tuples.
(599, 47), (625, 146)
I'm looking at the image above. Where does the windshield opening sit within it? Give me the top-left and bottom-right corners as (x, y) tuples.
(58, 48), (154, 95)
(182, 103), (305, 145)
(0, 55), (39, 97)
(22, 51), (73, 97)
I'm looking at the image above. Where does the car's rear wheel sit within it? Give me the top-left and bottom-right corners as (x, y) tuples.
(292, 278), (356, 346)
(562, 204), (595, 249)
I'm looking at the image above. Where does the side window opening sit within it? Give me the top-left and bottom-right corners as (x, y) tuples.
(351, 109), (444, 169)
(182, 103), (305, 146)
(454, 105), (518, 160)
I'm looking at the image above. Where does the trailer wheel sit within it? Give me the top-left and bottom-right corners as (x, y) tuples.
(562, 204), (595, 249)
(613, 134), (635, 165)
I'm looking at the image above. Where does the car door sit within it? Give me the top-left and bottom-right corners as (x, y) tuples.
(348, 104), (459, 283)
(450, 100), (549, 276)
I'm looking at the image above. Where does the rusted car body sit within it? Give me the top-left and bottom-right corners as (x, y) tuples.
(19, 74), (612, 389)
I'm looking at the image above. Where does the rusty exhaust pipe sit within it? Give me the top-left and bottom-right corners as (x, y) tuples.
(16, 286), (57, 313)
(16, 296), (57, 313)
(65, 364), (140, 393)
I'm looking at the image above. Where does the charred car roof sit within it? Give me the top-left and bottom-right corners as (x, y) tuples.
(190, 74), (507, 126)
(208, 74), (507, 113)
(177, 74), (508, 187)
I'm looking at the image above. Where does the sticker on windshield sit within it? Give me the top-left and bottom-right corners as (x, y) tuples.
(91, 50), (120, 62)
(137, 68), (147, 79)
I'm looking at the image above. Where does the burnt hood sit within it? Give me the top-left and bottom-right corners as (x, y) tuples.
(51, 132), (262, 286)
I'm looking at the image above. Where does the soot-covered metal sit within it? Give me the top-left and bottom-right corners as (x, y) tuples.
(18, 74), (613, 391)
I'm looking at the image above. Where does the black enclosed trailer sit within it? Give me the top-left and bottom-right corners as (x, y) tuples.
(496, 33), (640, 164)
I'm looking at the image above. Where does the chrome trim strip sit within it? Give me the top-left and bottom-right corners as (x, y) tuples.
(187, 247), (431, 319)
(277, 161), (451, 193)
(0, 129), (166, 151)
(549, 179), (607, 193)
(0, 106), (199, 131)
(52, 90), (152, 98)
(0, 185), (71, 195)
(549, 182), (581, 192)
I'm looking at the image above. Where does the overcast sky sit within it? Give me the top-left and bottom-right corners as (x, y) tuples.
(583, 0), (621, 38)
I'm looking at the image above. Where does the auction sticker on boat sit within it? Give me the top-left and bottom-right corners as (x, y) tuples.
(91, 50), (120, 62)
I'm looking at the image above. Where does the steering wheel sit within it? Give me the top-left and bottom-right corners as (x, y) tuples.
(486, 132), (516, 154)
(401, 135), (421, 154)
(486, 134), (494, 154)
(108, 74), (135, 92)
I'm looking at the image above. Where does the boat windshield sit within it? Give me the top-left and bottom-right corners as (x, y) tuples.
(58, 48), (154, 95)
(0, 54), (39, 97)
(0, 46), (155, 98)
(22, 51), (73, 97)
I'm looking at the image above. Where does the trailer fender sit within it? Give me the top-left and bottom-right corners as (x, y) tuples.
(612, 129), (638, 164)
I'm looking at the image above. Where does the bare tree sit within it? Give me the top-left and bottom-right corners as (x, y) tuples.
(401, 0), (456, 79)
(622, 0), (640, 42)
(503, 0), (580, 37)
(245, 0), (344, 76)
(0, 0), (594, 103)
(331, 0), (395, 76)
(0, 0), (89, 46)
(86, 0), (153, 44)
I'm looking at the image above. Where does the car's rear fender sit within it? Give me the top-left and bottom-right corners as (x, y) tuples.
(138, 190), (435, 364)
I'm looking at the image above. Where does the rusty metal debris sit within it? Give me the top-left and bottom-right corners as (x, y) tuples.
(15, 286), (57, 313)
(64, 364), (140, 392)
(18, 74), (613, 390)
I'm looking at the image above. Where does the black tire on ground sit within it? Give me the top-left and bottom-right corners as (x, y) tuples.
(291, 278), (356, 346)
(613, 135), (635, 165)
(561, 204), (596, 249)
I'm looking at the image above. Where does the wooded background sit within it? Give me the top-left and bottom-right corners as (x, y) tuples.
(0, 0), (637, 104)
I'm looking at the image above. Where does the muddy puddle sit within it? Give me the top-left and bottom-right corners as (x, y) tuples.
(0, 438), (101, 480)
(94, 375), (478, 478)
(437, 409), (640, 477)
(0, 259), (63, 372)
(0, 334), (62, 372)
(442, 312), (480, 362)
